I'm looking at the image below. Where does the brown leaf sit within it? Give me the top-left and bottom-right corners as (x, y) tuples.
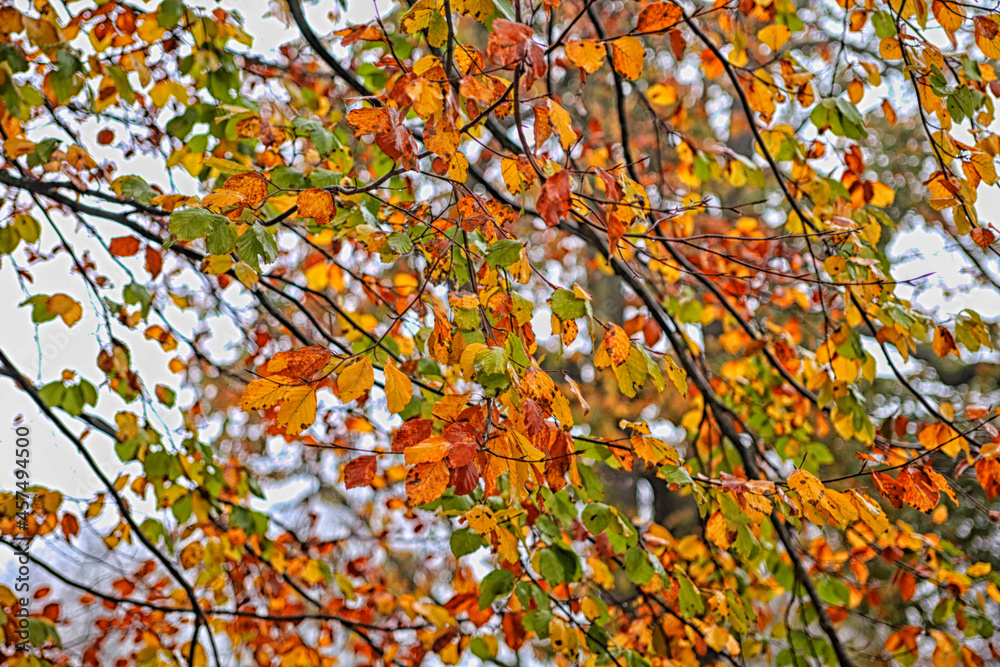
(108, 236), (141, 257)
(145, 246), (162, 278)
(344, 455), (377, 489)
(971, 227), (995, 249)
(872, 471), (905, 509)
(393, 418), (434, 453)
(224, 171), (269, 207)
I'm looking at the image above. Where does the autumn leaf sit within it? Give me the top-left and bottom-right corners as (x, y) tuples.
(404, 436), (452, 465)
(610, 36), (646, 80)
(757, 25), (790, 51)
(635, 2), (683, 34)
(46, 294), (83, 327)
(385, 360), (414, 414)
(537, 169), (572, 227)
(108, 236), (142, 257)
(344, 455), (377, 488)
(406, 459), (450, 506)
(297, 188), (336, 225)
(565, 39), (605, 73)
(338, 357), (375, 403)
(224, 171), (269, 207)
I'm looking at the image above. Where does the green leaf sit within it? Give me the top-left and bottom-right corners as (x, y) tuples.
(387, 231), (413, 254)
(170, 208), (226, 242)
(39, 382), (66, 409)
(676, 572), (704, 618)
(206, 220), (238, 255)
(538, 544), (581, 585)
(236, 222), (279, 273)
(582, 502), (611, 534)
(171, 493), (193, 523)
(123, 282), (151, 318)
(158, 0), (185, 27)
(549, 289), (588, 320)
(485, 239), (523, 269)
(478, 568), (515, 609)
(13, 214), (40, 244)
(450, 527), (482, 558)
(624, 546), (655, 585)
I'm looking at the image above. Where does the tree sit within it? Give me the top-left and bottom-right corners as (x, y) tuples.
(2, 0), (1000, 663)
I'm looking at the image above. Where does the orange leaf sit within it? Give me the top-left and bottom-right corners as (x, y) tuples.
(266, 346), (332, 380)
(108, 236), (141, 257)
(405, 436), (452, 465)
(603, 324), (631, 367)
(565, 39), (605, 73)
(297, 188), (336, 225)
(636, 1), (683, 34)
(872, 471), (905, 509)
(223, 171), (269, 207)
(406, 459), (450, 506)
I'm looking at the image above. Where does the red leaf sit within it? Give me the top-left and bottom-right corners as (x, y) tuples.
(344, 455), (377, 489)
(537, 170), (571, 227)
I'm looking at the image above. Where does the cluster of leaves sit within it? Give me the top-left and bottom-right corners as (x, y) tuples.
(4, 0), (1000, 665)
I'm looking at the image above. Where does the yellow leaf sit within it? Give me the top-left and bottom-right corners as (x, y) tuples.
(976, 15), (1000, 59)
(44, 294), (82, 327)
(385, 360), (414, 414)
(547, 99), (577, 150)
(705, 511), (730, 550)
(202, 156), (254, 174)
(869, 181), (895, 207)
(202, 190), (246, 208)
(565, 39), (605, 74)
(968, 562), (991, 577)
(338, 357), (375, 403)
(610, 36), (645, 80)
(449, 151), (469, 183)
(241, 374), (298, 412)
(275, 384), (318, 436)
(200, 254), (234, 275)
(757, 25), (790, 51)
(466, 505), (497, 534)
(788, 468), (824, 503)
(933, 0), (966, 33)
(879, 37), (903, 59)
(3, 137), (36, 158)
(501, 157), (529, 195)
(406, 78), (444, 119)
(412, 601), (456, 629)
(647, 83), (678, 106)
